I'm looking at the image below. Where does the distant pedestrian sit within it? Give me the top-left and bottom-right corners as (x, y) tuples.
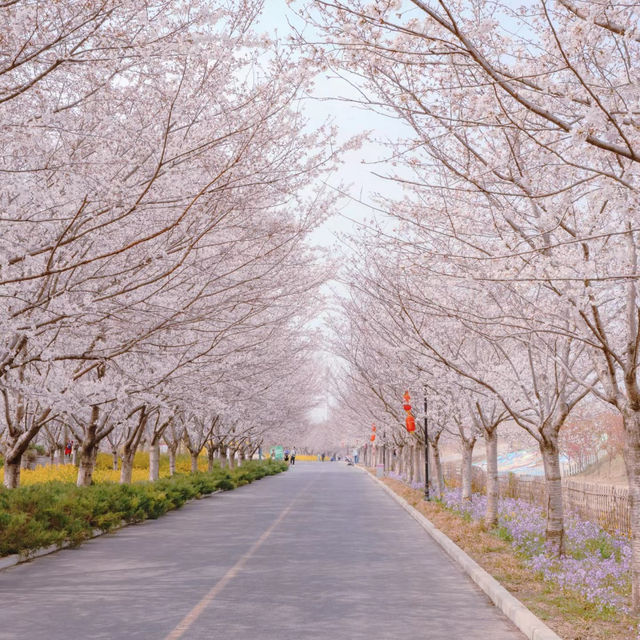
(290, 448), (296, 465)
(352, 448), (359, 464)
(65, 441), (72, 458)
(284, 448), (290, 462)
(321, 452), (325, 462)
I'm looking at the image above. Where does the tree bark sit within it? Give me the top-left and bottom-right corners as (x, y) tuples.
(2, 428), (42, 487)
(3, 458), (21, 489)
(77, 444), (97, 486)
(76, 407), (100, 487)
(206, 444), (217, 472)
(540, 438), (565, 556)
(120, 452), (135, 484)
(431, 440), (445, 499)
(414, 444), (423, 485)
(485, 427), (499, 527)
(190, 451), (199, 473)
(149, 441), (160, 482)
(622, 408), (640, 610)
(461, 439), (475, 501)
(227, 449), (235, 469)
(407, 445), (415, 484)
(168, 446), (177, 476)
(120, 408), (147, 484)
(111, 449), (119, 470)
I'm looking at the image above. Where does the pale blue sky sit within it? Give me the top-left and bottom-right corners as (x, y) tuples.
(255, 1), (411, 430)
(256, 0), (410, 249)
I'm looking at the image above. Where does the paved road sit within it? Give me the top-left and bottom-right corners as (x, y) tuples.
(0, 463), (525, 639)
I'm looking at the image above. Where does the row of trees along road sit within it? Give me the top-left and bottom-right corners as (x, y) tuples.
(0, 2), (336, 488)
(303, 0), (640, 612)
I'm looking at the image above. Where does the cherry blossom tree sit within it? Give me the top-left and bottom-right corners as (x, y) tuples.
(304, 0), (640, 604)
(1, 0), (338, 490)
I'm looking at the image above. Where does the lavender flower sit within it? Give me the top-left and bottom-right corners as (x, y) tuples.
(442, 488), (630, 613)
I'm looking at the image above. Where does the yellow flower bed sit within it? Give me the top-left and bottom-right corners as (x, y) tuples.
(20, 453), (211, 486)
(21, 464), (78, 485)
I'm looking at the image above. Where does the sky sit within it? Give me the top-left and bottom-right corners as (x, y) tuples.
(255, 1), (413, 435)
(256, 0), (410, 249)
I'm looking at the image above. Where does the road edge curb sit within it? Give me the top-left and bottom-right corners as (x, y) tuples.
(362, 469), (563, 640)
(0, 489), (223, 573)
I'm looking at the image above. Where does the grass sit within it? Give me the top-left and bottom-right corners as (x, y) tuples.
(0, 460), (287, 558)
(379, 476), (638, 640)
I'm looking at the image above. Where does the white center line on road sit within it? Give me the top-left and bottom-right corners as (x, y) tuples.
(164, 477), (315, 640)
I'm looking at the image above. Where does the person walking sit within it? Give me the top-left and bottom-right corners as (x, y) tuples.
(290, 448), (296, 465)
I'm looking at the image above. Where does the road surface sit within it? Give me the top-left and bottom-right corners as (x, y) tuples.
(0, 463), (525, 639)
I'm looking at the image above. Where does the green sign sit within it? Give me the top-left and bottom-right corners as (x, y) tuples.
(271, 446), (284, 460)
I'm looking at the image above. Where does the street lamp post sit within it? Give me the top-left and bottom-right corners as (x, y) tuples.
(423, 386), (430, 501)
(382, 429), (386, 473)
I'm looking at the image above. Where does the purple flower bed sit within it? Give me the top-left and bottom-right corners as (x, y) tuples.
(387, 471), (424, 492)
(442, 489), (631, 613)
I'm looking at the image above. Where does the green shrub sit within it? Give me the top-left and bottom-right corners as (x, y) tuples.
(0, 460), (286, 557)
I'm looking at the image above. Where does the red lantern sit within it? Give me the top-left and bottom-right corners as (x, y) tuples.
(372, 425), (376, 432)
(370, 433), (376, 442)
(403, 403), (412, 412)
(405, 414), (416, 433)
(403, 390), (411, 403)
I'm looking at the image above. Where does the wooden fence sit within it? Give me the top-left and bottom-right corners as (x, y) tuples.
(442, 461), (631, 535)
(561, 449), (608, 477)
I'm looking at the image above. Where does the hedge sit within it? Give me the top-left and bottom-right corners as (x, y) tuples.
(0, 459), (287, 557)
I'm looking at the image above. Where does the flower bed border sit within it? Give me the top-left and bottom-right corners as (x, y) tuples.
(362, 467), (563, 640)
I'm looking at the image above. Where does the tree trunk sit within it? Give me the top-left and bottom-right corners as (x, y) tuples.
(77, 444), (97, 486)
(49, 450), (55, 465)
(622, 408), (640, 611)
(414, 445), (423, 485)
(485, 427), (499, 528)
(120, 452), (134, 484)
(149, 441), (160, 482)
(461, 439), (475, 501)
(227, 449), (235, 470)
(540, 438), (565, 555)
(219, 447), (227, 469)
(56, 446), (65, 465)
(190, 451), (199, 473)
(72, 445), (78, 467)
(168, 446), (177, 476)
(206, 445), (216, 472)
(3, 458), (21, 489)
(431, 441), (445, 499)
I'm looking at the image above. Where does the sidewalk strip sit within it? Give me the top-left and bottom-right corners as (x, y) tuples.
(363, 470), (562, 640)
